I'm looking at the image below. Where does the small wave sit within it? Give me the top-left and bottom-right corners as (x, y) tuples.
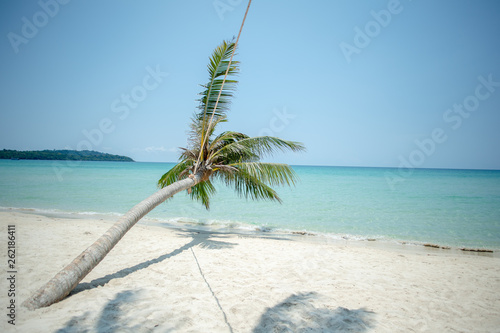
(1, 206), (497, 252)
(77, 211), (122, 217)
(148, 216), (391, 244)
(0, 206), (123, 220)
(145, 215), (278, 234)
(0, 206), (61, 215)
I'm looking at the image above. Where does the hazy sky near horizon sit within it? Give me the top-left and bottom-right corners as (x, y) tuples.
(1, 0), (499, 169)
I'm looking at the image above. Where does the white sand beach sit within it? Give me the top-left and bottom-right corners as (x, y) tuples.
(1, 211), (500, 332)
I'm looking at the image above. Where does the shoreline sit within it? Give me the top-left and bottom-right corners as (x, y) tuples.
(1, 211), (500, 332)
(2, 206), (498, 256)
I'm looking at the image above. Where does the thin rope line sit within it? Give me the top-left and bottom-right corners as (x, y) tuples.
(191, 247), (234, 333)
(194, 0), (252, 175)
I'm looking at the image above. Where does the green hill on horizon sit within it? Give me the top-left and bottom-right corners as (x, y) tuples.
(0, 149), (134, 162)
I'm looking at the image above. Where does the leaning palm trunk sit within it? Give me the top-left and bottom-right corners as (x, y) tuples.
(22, 173), (202, 310)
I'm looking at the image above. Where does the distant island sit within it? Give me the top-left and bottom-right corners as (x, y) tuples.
(0, 149), (134, 162)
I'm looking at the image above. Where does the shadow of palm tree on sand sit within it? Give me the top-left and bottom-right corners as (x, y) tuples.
(253, 292), (376, 333)
(56, 290), (148, 333)
(70, 229), (236, 296)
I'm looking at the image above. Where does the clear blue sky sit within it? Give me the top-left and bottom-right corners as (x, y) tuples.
(1, 0), (499, 169)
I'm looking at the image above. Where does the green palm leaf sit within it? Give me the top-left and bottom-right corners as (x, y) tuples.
(209, 136), (305, 164)
(197, 40), (239, 123)
(189, 179), (217, 209)
(158, 160), (190, 188)
(216, 165), (282, 203)
(228, 162), (299, 187)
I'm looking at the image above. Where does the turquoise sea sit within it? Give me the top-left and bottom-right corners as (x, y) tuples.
(1, 159), (499, 250)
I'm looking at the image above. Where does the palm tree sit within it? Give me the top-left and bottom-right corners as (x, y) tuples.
(159, 41), (304, 209)
(22, 40), (305, 310)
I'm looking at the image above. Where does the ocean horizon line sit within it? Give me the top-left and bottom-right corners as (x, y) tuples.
(2, 154), (500, 172)
(129, 160), (500, 172)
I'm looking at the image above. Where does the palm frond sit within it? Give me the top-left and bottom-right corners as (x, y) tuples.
(158, 160), (190, 188)
(216, 167), (282, 203)
(209, 131), (248, 151)
(212, 164), (239, 173)
(201, 116), (228, 145)
(227, 162), (299, 187)
(197, 40), (239, 123)
(188, 116), (228, 165)
(206, 131), (254, 163)
(179, 147), (198, 161)
(237, 136), (306, 156)
(210, 136), (305, 164)
(189, 180), (217, 209)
